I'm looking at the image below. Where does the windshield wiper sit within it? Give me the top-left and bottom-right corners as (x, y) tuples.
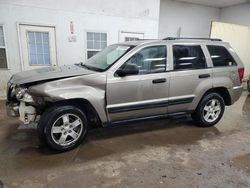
(75, 62), (104, 72)
(75, 62), (90, 70)
(81, 64), (90, 70)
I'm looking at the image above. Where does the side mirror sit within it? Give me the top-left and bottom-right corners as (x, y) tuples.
(116, 63), (139, 77)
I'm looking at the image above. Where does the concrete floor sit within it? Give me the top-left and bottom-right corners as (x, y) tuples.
(0, 93), (250, 188)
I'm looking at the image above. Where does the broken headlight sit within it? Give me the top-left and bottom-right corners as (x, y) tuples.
(15, 87), (26, 100)
(15, 87), (34, 103)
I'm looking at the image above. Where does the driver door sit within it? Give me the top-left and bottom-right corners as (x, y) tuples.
(106, 45), (170, 122)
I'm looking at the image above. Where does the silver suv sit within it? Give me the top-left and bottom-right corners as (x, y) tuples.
(6, 38), (245, 152)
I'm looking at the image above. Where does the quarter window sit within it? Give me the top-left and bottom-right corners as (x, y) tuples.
(87, 32), (107, 59)
(124, 45), (167, 75)
(0, 26), (7, 69)
(207, 45), (237, 67)
(173, 45), (206, 70)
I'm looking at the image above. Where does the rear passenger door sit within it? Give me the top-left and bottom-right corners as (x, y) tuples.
(168, 44), (213, 113)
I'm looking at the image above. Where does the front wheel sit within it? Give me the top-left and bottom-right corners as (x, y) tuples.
(38, 104), (88, 152)
(192, 93), (225, 127)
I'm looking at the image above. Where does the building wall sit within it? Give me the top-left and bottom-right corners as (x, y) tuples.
(158, 0), (220, 38)
(220, 3), (250, 26)
(0, 0), (160, 98)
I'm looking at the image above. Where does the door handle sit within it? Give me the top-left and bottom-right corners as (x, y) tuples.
(152, 78), (167, 84)
(199, 74), (210, 79)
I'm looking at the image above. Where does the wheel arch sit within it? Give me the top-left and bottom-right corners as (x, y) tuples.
(46, 98), (104, 128)
(201, 87), (232, 106)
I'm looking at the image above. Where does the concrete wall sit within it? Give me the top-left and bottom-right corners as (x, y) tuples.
(0, 0), (160, 98)
(220, 3), (250, 26)
(158, 0), (220, 38)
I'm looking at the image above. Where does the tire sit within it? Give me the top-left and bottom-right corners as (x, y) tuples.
(37, 104), (88, 152)
(192, 93), (225, 127)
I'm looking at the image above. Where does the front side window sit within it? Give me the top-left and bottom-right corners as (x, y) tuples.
(80, 44), (133, 71)
(123, 45), (167, 75)
(0, 26), (7, 69)
(173, 45), (206, 70)
(207, 45), (237, 67)
(87, 32), (107, 59)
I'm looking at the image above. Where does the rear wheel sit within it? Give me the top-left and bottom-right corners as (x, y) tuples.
(192, 93), (225, 127)
(38, 104), (88, 152)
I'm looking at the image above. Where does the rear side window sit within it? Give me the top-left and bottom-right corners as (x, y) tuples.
(207, 45), (237, 67)
(173, 45), (206, 70)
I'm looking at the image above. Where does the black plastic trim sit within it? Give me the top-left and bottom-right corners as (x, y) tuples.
(108, 100), (169, 113)
(108, 97), (194, 114)
(108, 111), (192, 127)
(168, 97), (194, 106)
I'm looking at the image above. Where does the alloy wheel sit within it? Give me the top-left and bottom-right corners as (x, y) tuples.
(51, 114), (83, 146)
(203, 99), (221, 123)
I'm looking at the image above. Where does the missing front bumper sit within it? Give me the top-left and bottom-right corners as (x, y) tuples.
(6, 102), (19, 117)
(6, 101), (38, 125)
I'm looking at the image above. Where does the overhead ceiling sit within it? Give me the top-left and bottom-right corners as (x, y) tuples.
(173, 0), (250, 8)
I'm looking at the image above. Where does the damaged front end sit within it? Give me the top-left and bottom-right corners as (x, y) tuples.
(5, 64), (107, 128)
(6, 80), (41, 125)
(5, 65), (94, 125)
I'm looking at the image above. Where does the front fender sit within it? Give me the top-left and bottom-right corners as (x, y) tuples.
(28, 75), (108, 123)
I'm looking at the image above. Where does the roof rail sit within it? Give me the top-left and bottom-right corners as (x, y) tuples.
(163, 37), (222, 41)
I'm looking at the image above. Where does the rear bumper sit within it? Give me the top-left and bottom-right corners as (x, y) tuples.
(6, 102), (20, 117)
(229, 86), (243, 104)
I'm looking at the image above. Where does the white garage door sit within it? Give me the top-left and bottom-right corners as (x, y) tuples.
(210, 21), (250, 79)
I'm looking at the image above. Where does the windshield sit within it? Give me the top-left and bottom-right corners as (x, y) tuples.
(81, 44), (134, 72)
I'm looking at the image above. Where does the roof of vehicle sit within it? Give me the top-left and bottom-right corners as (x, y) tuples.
(118, 38), (228, 47)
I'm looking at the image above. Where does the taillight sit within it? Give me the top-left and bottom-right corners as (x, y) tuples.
(238, 68), (244, 84)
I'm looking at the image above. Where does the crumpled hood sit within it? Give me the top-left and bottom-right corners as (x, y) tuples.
(10, 65), (94, 85)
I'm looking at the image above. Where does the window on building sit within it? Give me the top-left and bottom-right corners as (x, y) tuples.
(87, 32), (107, 59)
(27, 31), (51, 65)
(207, 45), (237, 67)
(125, 37), (139, 42)
(173, 45), (206, 70)
(124, 45), (167, 75)
(0, 26), (7, 69)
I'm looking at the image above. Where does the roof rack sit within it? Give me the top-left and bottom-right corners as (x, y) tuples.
(163, 37), (222, 41)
